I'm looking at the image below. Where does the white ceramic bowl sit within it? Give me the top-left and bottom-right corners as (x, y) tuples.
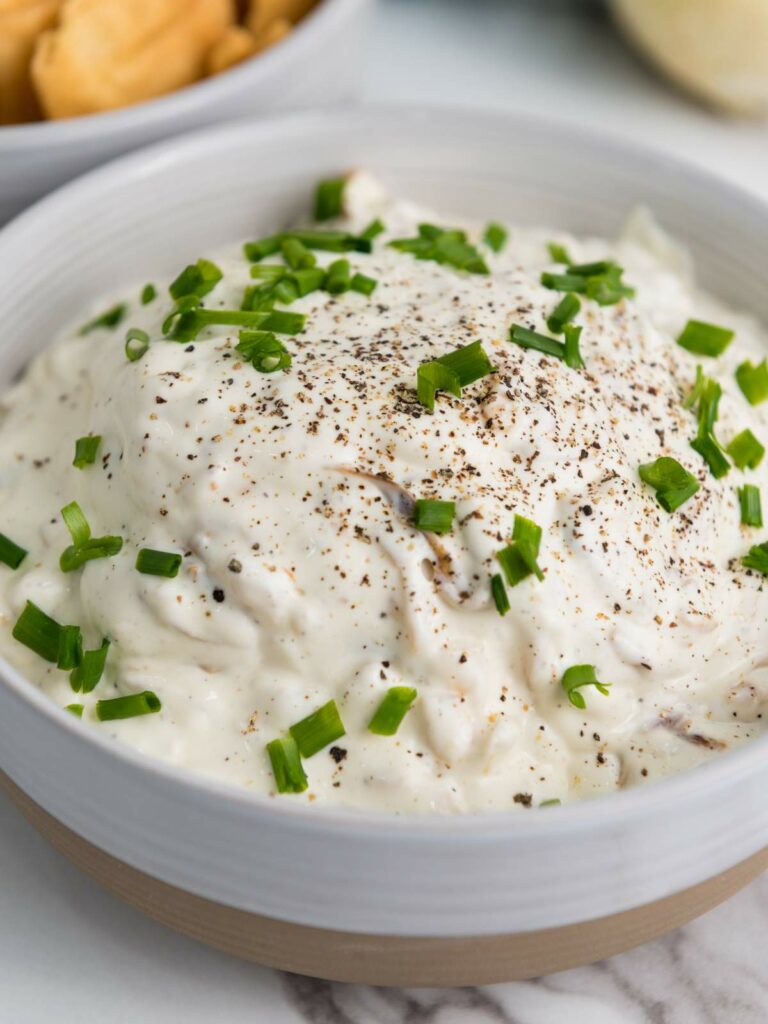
(0, 0), (370, 225)
(0, 107), (767, 986)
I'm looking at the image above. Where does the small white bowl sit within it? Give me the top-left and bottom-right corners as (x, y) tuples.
(0, 107), (767, 987)
(0, 0), (370, 225)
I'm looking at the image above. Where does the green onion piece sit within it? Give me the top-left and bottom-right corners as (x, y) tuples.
(61, 501), (90, 546)
(244, 235), (283, 262)
(259, 310), (306, 335)
(584, 265), (635, 305)
(677, 319), (734, 357)
(289, 268), (326, 297)
(140, 284), (156, 305)
(483, 222), (508, 253)
(389, 224), (489, 275)
(497, 514), (545, 587)
(314, 177), (346, 221)
(12, 600), (62, 662)
(360, 218), (385, 241)
(727, 429), (765, 470)
(250, 264), (288, 282)
(164, 306), (305, 343)
(274, 279), (299, 308)
(368, 686), (418, 736)
(125, 327), (150, 362)
(736, 359), (768, 406)
(267, 735), (308, 794)
(350, 272), (378, 296)
(73, 435), (101, 469)
(70, 638), (110, 694)
(0, 532), (27, 570)
(541, 271), (588, 293)
(739, 484), (763, 528)
(236, 330), (291, 373)
(56, 624), (82, 671)
(683, 365), (705, 410)
(96, 691), (161, 721)
(79, 303), (126, 336)
(509, 324), (565, 360)
(541, 261), (634, 306)
(540, 798), (561, 807)
(289, 699), (346, 757)
(161, 294), (200, 333)
(60, 536), (123, 573)
(65, 703), (84, 718)
(567, 261), (613, 276)
(561, 664), (611, 710)
(690, 433), (730, 479)
(242, 282), (278, 311)
(413, 498), (455, 534)
(547, 242), (572, 264)
(135, 548), (182, 578)
(496, 544), (531, 588)
(417, 361), (461, 412)
(169, 258), (222, 301)
(325, 258), (351, 294)
(490, 573), (510, 616)
(546, 293), (581, 334)
(284, 228), (372, 254)
(417, 340), (495, 411)
(742, 541), (768, 575)
(638, 457), (699, 513)
(281, 237), (316, 270)
(563, 323), (585, 369)
(694, 376), (722, 435)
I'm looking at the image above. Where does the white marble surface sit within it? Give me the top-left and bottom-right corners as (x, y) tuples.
(3, 1), (768, 1020)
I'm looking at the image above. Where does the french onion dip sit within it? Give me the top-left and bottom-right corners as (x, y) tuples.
(1, 171), (767, 813)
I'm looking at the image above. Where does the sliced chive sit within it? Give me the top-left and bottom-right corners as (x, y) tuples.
(0, 532), (27, 570)
(694, 376), (722, 435)
(541, 271), (587, 293)
(73, 435), (101, 469)
(490, 573), (510, 616)
(677, 319), (734, 357)
(164, 306), (305, 343)
(547, 242), (572, 264)
(281, 237), (316, 270)
(546, 293), (581, 334)
(563, 324), (585, 370)
(413, 498), (455, 534)
(285, 228), (372, 254)
(242, 282), (278, 311)
(736, 359), (768, 405)
(684, 370), (730, 479)
(496, 544), (531, 588)
(249, 264), (288, 282)
(389, 224), (489, 275)
(497, 514), (544, 587)
(739, 484), (763, 528)
(236, 330), (291, 373)
(259, 310), (306, 335)
(70, 638), (110, 694)
(314, 177), (346, 221)
(290, 268), (326, 297)
(727, 429), (765, 470)
(483, 222), (508, 253)
(60, 536), (123, 573)
(244, 235), (283, 262)
(416, 341), (495, 411)
(368, 686), (418, 736)
(360, 218), (385, 241)
(417, 361), (461, 412)
(289, 699), (346, 757)
(169, 258), (222, 301)
(540, 798), (561, 807)
(96, 691), (161, 721)
(125, 327), (150, 362)
(509, 324), (565, 360)
(325, 258), (351, 294)
(61, 501), (90, 546)
(140, 283), (156, 305)
(561, 664), (611, 710)
(541, 261), (634, 306)
(683, 365), (706, 411)
(350, 272), (378, 296)
(65, 703), (84, 718)
(12, 600), (62, 662)
(56, 624), (82, 671)
(638, 457), (699, 513)
(79, 303), (126, 336)
(690, 433), (730, 479)
(135, 548), (182, 578)
(742, 541), (768, 575)
(267, 735), (308, 794)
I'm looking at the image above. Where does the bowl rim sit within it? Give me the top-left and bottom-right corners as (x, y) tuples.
(0, 0), (362, 149)
(1, 102), (768, 840)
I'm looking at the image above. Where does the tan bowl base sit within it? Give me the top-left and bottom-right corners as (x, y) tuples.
(2, 770), (766, 987)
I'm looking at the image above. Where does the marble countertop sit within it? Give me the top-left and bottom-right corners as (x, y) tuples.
(3, 1), (768, 1020)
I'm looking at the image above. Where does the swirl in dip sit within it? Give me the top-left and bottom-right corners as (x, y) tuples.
(1, 172), (767, 813)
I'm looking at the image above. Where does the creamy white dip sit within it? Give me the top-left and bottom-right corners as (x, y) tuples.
(1, 172), (767, 813)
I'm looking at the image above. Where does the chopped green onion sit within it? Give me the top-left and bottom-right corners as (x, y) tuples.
(690, 433), (730, 479)
(325, 258), (351, 294)
(727, 429), (765, 470)
(490, 573), (510, 616)
(73, 435), (101, 469)
(96, 691), (161, 721)
(389, 224), (489, 275)
(684, 370), (730, 478)
(736, 359), (768, 406)
(135, 548), (182, 578)
(140, 284), (156, 305)
(567, 261), (612, 276)
(739, 484), (763, 528)
(540, 798), (561, 807)
(676, 319), (734, 357)
(290, 268), (326, 297)
(368, 686), (418, 736)
(683, 365), (706, 411)
(289, 699), (346, 757)
(546, 293), (581, 334)
(541, 271), (587, 293)
(281, 237), (316, 270)
(483, 222), (508, 253)
(638, 457), (699, 513)
(267, 735), (308, 794)
(65, 703), (84, 718)
(509, 324), (565, 360)
(125, 327), (150, 362)
(314, 177), (346, 221)
(244, 235), (282, 261)
(413, 499), (455, 534)
(417, 361), (461, 412)
(56, 625), (82, 671)
(563, 324), (585, 369)
(236, 330), (291, 373)
(416, 340), (495, 411)
(561, 664), (611, 710)
(61, 501), (90, 546)
(0, 532), (27, 570)
(350, 272), (378, 296)
(497, 514), (544, 587)
(249, 264), (288, 282)
(547, 242), (571, 264)
(360, 218), (385, 241)
(694, 376), (722, 435)
(60, 536), (123, 573)
(286, 228), (372, 254)
(12, 600), (62, 662)
(742, 541), (768, 575)
(79, 303), (126, 336)
(70, 638), (110, 694)
(541, 261), (634, 306)
(169, 258), (222, 301)
(164, 306), (305, 343)
(242, 282), (278, 310)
